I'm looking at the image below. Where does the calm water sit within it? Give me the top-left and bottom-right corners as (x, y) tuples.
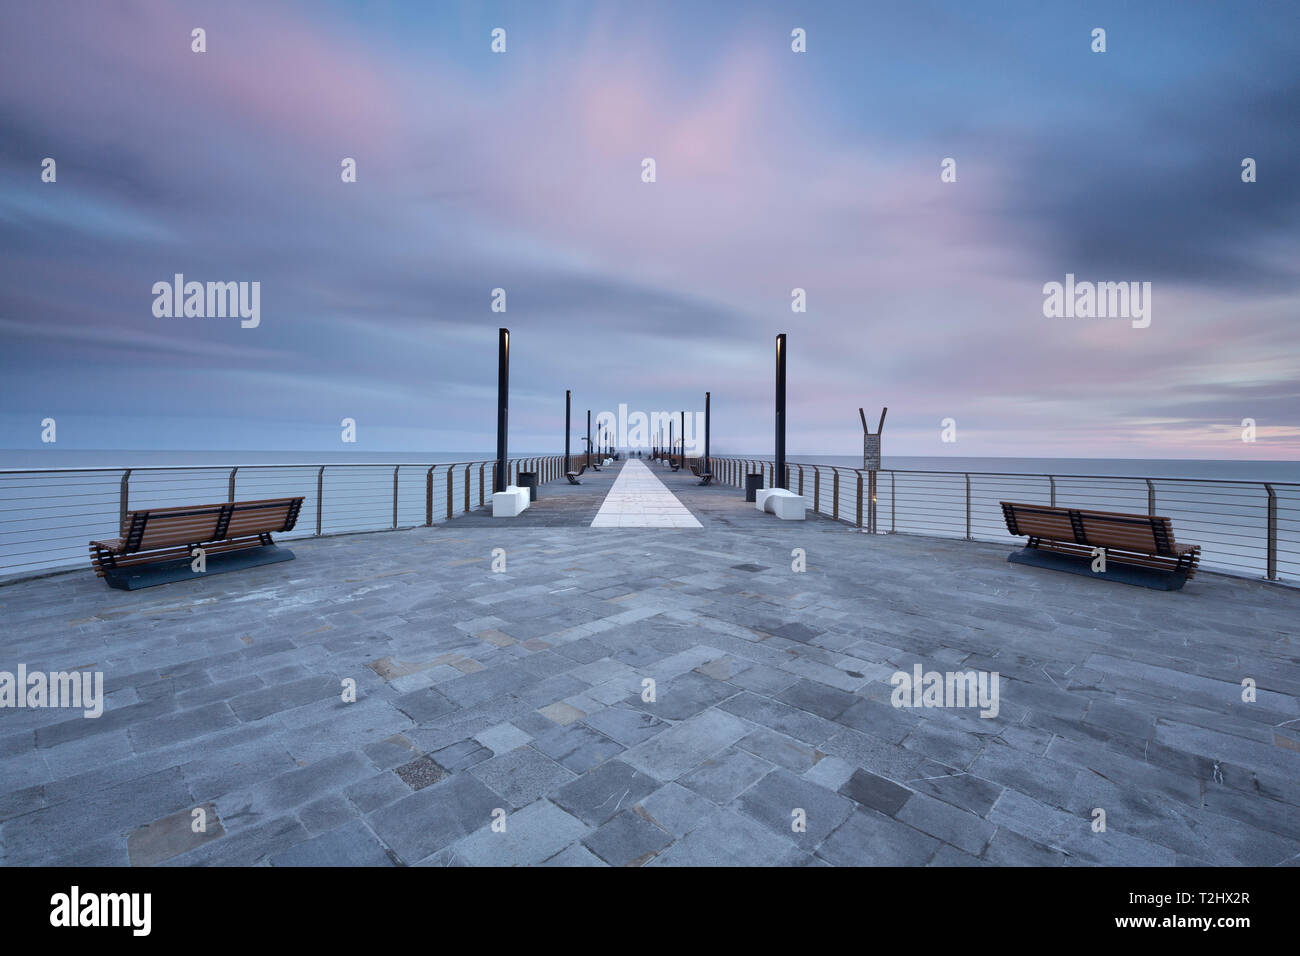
(1, 450), (1296, 482)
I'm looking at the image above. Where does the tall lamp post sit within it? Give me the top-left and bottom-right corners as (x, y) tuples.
(775, 333), (787, 489)
(494, 328), (510, 493)
(704, 391), (710, 473)
(564, 390), (571, 475)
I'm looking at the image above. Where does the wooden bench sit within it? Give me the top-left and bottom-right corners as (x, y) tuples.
(690, 462), (713, 486)
(89, 497), (304, 590)
(566, 464), (588, 484)
(1000, 501), (1201, 591)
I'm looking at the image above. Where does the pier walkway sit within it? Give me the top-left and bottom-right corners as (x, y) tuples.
(1, 459), (1297, 867)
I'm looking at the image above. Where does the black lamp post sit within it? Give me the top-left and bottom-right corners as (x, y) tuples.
(564, 390), (571, 475)
(494, 328), (509, 493)
(704, 391), (711, 472)
(586, 410), (591, 468)
(775, 332), (787, 489)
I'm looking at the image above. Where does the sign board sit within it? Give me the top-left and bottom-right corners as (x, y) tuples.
(863, 434), (881, 471)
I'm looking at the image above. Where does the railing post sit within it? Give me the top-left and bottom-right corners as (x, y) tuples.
(228, 467), (238, 502)
(813, 466), (820, 513)
(1266, 484), (1278, 581)
(832, 469), (840, 521)
(797, 465), (804, 497)
(965, 473), (972, 540)
(315, 466), (324, 535)
(392, 466), (400, 529)
(890, 471), (896, 532)
(855, 471), (863, 528)
(447, 468), (454, 519)
(480, 463), (486, 506)
(426, 466), (435, 525)
(120, 469), (131, 527)
(1049, 475), (1056, 507)
(1146, 479), (1156, 516)
(465, 464), (472, 512)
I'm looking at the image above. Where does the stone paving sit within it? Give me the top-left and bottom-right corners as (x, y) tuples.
(1, 459), (1298, 866)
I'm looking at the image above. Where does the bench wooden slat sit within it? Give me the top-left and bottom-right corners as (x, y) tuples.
(89, 496), (305, 583)
(1000, 501), (1200, 583)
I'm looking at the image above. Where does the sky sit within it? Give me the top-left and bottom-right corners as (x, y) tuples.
(0, 0), (1297, 459)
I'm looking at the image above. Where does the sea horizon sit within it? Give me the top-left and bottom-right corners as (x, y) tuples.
(1, 449), (1295, 483)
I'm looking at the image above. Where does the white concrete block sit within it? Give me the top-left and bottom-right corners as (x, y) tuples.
(492, 486), (530, 517)
(758, 488), (806, 520)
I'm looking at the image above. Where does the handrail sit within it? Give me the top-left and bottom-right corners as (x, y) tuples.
(0, 455), (567, 582)
(708, 455), (1298, 584)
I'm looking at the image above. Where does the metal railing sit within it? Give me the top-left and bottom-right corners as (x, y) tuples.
(706, 457), (1299, 583)
(0, 456), (566, 582)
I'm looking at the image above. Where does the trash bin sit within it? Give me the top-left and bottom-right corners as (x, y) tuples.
(745, 473), (764, 502)
(517, 471), (538, 501)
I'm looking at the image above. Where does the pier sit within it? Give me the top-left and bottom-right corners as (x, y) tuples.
(1, 457), (1297, 867)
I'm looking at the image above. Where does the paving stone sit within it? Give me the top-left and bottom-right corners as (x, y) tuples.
(430, 738), (493, 773)
(929, 845), (989, 866)
(362, 734), (418, 770)
(531, 722), (625, 773)
(679, 746), (773, 805)
(345, 771), (410, 813)
(582, 809), (673, 865)
(391, 688), (460, 724)
(439, 665), (540, 709)
(817, 808), (941, 866)
(627, 671), (738, 721)
(739, 727), (823, 772)
(470, 746), (576, 809)
(622, 708), (753, 781)
(395, 755), (448, 791)
(734, 767), (855, 847)
(228, 676), (340, 722)
(270, 820), (394, 866)
(552, 759), (661, 827)
(638, 783), (717, 838)
(297, 793), (356, 834)
(802, 755), (856, 791)
(694, 656), (752, 681)
(367, 773), (503, 864)
(473, 722), (534, 755)
(649, 807), (806, 866)
(1, 767), (195, 864)
(162, 815), (312, 867)
(839, 769), (914, 816)
(540, 843), (607, 866)
(718, 693), (838, 746)
(452, 799), (589, 866)
(581, 706), (669, 747)
(538, 701), (586, 725)
(982, 826), (1069, 866)
(776, 679), (860, 720)
(127, 802), (224, 866)
(896, 790), (996, 856)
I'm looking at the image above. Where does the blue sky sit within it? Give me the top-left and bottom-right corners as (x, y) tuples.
(1, 0), (1297, 458)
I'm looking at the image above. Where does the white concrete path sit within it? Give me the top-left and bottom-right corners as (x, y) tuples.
(590, 458), (702, 528)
